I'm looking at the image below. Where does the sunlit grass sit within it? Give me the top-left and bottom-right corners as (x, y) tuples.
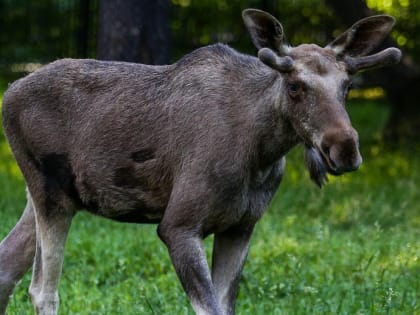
(1, 97), (419, 314)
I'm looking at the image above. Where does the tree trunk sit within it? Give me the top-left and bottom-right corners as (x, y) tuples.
(97, 0), (170, 65)
(325, 0), (420, 142)
(77, 0), (90, 58)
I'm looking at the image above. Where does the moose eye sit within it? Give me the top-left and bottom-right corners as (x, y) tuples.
(287, 82), (301, 98)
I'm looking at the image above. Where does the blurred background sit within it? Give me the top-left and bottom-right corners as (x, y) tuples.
(0, 0), (419, 142)
(0, 1), (419, 314)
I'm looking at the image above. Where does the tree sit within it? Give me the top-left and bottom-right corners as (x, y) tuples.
(325, 0), (420, 142)
(97, 0), (170, 64)
(77, 0), (91, 58)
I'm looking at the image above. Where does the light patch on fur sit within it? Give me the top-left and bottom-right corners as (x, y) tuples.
(331, 44), (345, 56)
(327, 27), (357, 56)
(279, 44), (292, 56)
(191, 300), (211, 315)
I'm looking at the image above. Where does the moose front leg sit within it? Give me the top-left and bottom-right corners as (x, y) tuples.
(211, 226), (254, 315)
(158, 223), (222, 315)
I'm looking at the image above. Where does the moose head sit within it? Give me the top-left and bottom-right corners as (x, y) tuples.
(243, 9), (401, 186)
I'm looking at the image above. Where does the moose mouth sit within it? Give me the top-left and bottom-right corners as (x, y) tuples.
(315, 145), (342, 176)
(304, 145), (342, 187)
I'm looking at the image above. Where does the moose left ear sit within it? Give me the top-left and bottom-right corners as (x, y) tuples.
(242, 9), (289, 54)
(327, 15), (396, 57)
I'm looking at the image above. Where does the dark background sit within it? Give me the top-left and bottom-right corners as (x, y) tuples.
(0, 0), (419, 142)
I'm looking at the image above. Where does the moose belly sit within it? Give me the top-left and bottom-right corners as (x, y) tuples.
(107, 204), (165, 224)
(85, 194), (166, 224)
(76, 172), (169, 224)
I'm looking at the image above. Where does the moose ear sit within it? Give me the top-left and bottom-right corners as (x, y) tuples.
(327, 15), (396, 57)
(242, 9), (288, 54)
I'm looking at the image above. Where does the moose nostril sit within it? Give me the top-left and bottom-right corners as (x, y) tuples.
(319, 143), (338, 170)
(330, 143), (362, 172)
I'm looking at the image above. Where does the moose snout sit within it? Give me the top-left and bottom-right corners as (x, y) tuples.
(320, 127), (363, 174)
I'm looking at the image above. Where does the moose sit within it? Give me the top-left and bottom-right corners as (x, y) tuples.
(0, 9), (400, 315)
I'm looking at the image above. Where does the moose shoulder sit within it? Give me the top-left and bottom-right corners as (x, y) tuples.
(0, 9), (400, 315)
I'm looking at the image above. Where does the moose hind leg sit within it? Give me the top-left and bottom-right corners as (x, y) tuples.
(28, 197), (73, 315)
(0, 197), (36, 315)
(27, 162), (75, 314)
(211, 226), (254, 315)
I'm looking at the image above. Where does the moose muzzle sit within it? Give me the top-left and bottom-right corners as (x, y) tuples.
(319, 126), (363, 175)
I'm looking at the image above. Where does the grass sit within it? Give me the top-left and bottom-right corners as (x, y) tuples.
(1, 97), (419, 314)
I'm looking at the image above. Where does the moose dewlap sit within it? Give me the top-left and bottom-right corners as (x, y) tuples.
(0, 9), (400, 315)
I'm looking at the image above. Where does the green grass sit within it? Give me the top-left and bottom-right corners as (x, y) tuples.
(1, 99), (419, 314)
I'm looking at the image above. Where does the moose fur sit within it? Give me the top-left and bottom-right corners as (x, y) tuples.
(0, 9), (400, 315)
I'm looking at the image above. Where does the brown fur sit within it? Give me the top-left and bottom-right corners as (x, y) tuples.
(0, 9), (400, 315)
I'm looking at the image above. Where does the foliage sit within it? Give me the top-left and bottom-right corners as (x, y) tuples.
(0, 0), (98, 63)
(0, 0), (98, 85)
(0, 0), (335, 67)
(3, 0), (414, 63)
(2, 0), (412, 64)
(170, 0), (337, 60)
(1, 95), (419, 314)
(367, 0), (420, 60)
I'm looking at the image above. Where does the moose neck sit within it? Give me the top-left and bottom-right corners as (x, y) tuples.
(238, 61), (300, 170)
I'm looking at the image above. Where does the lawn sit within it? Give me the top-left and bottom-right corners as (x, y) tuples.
(0, 97), (419, 314)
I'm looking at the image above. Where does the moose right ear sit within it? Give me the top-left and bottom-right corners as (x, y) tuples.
(242, 9), (289, 55)
(327, 15), (396, 57)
